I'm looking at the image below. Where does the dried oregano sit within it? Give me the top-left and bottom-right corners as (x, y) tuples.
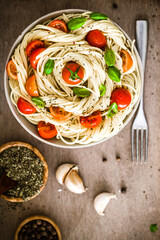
(0, 146), (44, 200)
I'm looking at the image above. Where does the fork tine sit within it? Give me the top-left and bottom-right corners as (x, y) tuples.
(140, 129), (143, 164)
(131, 129), (134, 162)
(136, 129), (139, 163)
(145, 129), (148, 163)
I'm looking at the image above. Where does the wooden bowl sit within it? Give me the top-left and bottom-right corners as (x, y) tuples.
(0, 141), (48, 202)
(14, 215), (61, 240)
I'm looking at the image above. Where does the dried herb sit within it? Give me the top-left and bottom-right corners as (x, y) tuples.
(0, 146), (44, 200)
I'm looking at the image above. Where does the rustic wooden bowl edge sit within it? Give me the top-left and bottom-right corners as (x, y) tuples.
(14, 215), (61, 240)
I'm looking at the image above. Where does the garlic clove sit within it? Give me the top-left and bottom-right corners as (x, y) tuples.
(56, 163), (75, 185)
(64, 166), (86, 194)
(94, 192), (117, 216)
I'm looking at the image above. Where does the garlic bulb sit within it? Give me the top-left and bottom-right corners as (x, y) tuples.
(64, 166), (86, 194)
(56, 163), (75, 185)
(94, 192), (117, 216)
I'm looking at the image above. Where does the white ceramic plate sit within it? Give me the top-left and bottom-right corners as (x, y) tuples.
(4, 9), (143, 149)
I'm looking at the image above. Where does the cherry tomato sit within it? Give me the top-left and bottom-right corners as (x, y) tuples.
(38, 121), (57, 139)
(80, 111), (102, 129)
(120, 49), (133, 73)
(25, 74), (39, 97)
(30, 48), (45, 69)
(6, 60), (18, 80)
(110, 88), (131, 110)
(17, 97), (36, 114)
(48, 20), (67, 33)
(26, 40), (45, 57)
(50, 106), (72, 121)
(86, 29), (107, 49)
(62, 62), (84, 85)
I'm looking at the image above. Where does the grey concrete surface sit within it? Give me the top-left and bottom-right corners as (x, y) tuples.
(0, 0), (160, 239)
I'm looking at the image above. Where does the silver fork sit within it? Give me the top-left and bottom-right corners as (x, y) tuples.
(131, 20), (148, 163)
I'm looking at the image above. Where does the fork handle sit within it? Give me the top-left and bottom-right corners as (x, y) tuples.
(136, 20), (148, 106)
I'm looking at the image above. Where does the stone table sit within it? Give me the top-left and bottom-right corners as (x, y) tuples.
(0, 0), (160, 239)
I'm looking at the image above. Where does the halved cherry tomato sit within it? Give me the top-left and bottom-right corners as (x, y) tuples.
(80, 111), (102, 129)
(50, 106), (72, 121)
(6, 60), (18, 80)
(120, 49), (133, 73)
(86, 29), (107, 49)
(110, 88), (131, 110)
(26, 74), (39, 97)
(30, 48), (46, 69)
(17, 97), (36, 114)
(38, 121), (57, 139)
(48, 20), (67, 33)
(62, 62), (84, 85)
(26, 40), (45, 57)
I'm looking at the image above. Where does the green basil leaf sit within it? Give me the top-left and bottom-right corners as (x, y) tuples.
(99, 84), (106, 96)
(150, 224), (158, 233)
(104, 49), (116, 66)
(31, 97), (45, 108)
(107, 66), (121, 82)
(67, 17), (87, 30)
(44, 59), (54, 75)
(90, 12), (108, 20)
(107, 103), (118, 118)
(73, 87), (90, 97)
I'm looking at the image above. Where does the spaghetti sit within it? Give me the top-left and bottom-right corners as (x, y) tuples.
(8, 12), (141, 145)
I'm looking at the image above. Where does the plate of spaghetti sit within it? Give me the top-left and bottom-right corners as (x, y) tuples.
(4, 9), (142, 148)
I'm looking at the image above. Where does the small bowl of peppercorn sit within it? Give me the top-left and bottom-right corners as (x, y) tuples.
(0, 141), (48, 202)
(14, 215), (61, 240)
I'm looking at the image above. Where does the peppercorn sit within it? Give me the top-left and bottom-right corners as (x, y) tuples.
(18, 220), (58, 240)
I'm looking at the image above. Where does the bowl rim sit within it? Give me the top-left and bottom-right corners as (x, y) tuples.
(4, 9), (143, 149)
(14, 215), (61, 240)
(0, 141), (48, 202)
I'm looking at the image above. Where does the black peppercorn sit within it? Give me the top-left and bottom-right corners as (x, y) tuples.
(47, 224), (52, 231)
(102, 157), (107, 162)
(112, 3), (118, 9)
(43, 221), (47, 226)
(40, 226), (46, 231)
(18, 219), (58, 240)
(37, 220), (42, 225)
(121, 186), (127, 193)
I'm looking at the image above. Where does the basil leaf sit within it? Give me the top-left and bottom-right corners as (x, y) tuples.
(107, 66), (121, 82)
(90, 12), (108, 20)
(104, 49), (115, 66)
(67, 17), (87, 30)
(73, 87), (90, 97)
(31, 97), (45, 108)
(99, 84), (106, 96)
(44, 59), (54, 75)
(107, 103), (118, 118)
(150, 224), (158, 233)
